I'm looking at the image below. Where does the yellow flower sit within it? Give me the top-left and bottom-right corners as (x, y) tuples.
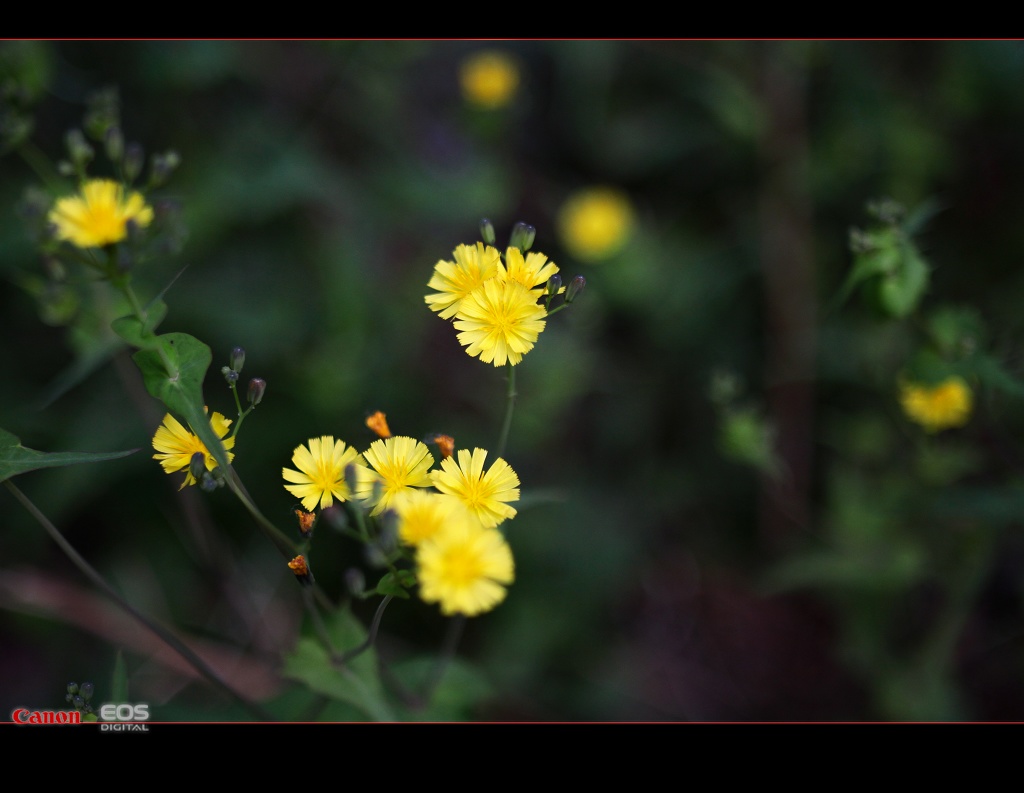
(416, 521), (515, 616)
(453, 278), (547, 367)
(355, 435), (435, 516)
(899, 377), (973, 433)
(499, 246), (562, 293)
(282, 436), (367, 511)
(459, 50), (520, 109)
(49, 178), (154, 249)
(430, 447), (519, 529)
(424, 242), (502, 320)
(152, 410), (236, 489)
(392, 489), (476, 547)
(557, 186), (635, 262)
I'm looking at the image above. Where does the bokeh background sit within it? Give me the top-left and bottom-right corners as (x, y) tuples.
(4, 40), (1024, 721)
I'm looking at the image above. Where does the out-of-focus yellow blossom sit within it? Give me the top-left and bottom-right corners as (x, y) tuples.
(899, 376), (973, 433)
(459, 50), (520, 109)
(557, 186), (635, 262)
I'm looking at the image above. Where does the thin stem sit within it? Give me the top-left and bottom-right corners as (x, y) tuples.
(495, 363), (517, 459)
(4, 479), (275, 721)
(418, 614), (466, 705)
(337, 595), (394, 664)
(225, 467), (299, 559)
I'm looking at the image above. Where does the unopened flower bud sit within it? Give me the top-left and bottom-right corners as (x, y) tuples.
(67, 682), (79, 696)
(345, 567), (366, 596)
(150, 150), (181, 187)
(65, 128), (94, 168)
(565, 274), (586, 303)
(320, 504), (348, 531)
(480, 218), (496, 246)
(344, 463), (362, 497)
(546, 274), (562, 296)
(221, 365), (238, 384)
(105, 126), (124, 164)
(189, 451), (207, 482)
(79, 682), (94, 701)
(123, 142), (144, 183)
(295, 509), (316, 537)
(247, 377), (266, 406)
(366, 410), (391, 439)
(288, 555), (314, 586)
(199, 472), (218, 492)
(230, 346), (246, 373)
(510, 221), (536, 252)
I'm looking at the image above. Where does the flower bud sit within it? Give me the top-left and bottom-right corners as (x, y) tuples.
(565, 274), (586, 303)
(123, 142), (144, 183)
(150, 150), (181, 187)
(365, 410), (391, 439)
(230, 346), (246, 373)
(344, 463), (363, 497)
(480, 218), (496, 246)
(288, 555), (314, 586)
(295, 509), (316, 538)
(221, 365), (238, 384)
(546, 274), (562, 296)
(510, 221), (536, 252)
(65, 128), (94, 169)
(189, 451), (207, 482)
(345, 567), (366, 596)
(79, 682), (94, 701)
(67, 682), (79, 696)
(247, 377), (266, 406)
(105, 126), (124, 164)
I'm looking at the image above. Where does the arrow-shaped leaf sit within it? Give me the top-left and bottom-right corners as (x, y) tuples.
(0, 426), (137, 483)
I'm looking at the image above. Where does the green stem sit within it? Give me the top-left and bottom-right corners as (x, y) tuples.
(4, 479), (275, 721)
(495, 363), (517, 459)
(337, 595), (394, 664)
(16, 140), (63, 192)
(225, 467), (299, 559)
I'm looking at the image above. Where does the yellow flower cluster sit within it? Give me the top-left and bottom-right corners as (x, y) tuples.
(424, 241), (551, 367)
(899, 376), (973, 433)
(279, 429), (519, 617)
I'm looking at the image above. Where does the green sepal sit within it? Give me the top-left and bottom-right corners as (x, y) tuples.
(131, 332), (230, 472)
(110, 299), (168, 350)
(375, 570), (415, 599)
(0, 426), (137, 484)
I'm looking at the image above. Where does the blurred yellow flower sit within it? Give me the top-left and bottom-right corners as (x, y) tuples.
(152, 410), (235, 489)
(459, 50), (520, 109)
(557, 186), (635, 262)
(49, 178), (154, 249)
(899, 376), (973, 433)
(416, 520), (515, 616)
(392, 489), (475, 547)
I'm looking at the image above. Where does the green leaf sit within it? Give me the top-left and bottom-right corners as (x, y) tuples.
(876, 244), (928, 318)
(0, 426), (137, 483)
(971, 354), (1024, 399)
(281, 608), (395, 721)
(132, 333), (229, 471)
(111, 299), (168, 350)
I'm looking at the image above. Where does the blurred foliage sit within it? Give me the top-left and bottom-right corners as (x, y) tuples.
(6, 40), (1024, 721)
